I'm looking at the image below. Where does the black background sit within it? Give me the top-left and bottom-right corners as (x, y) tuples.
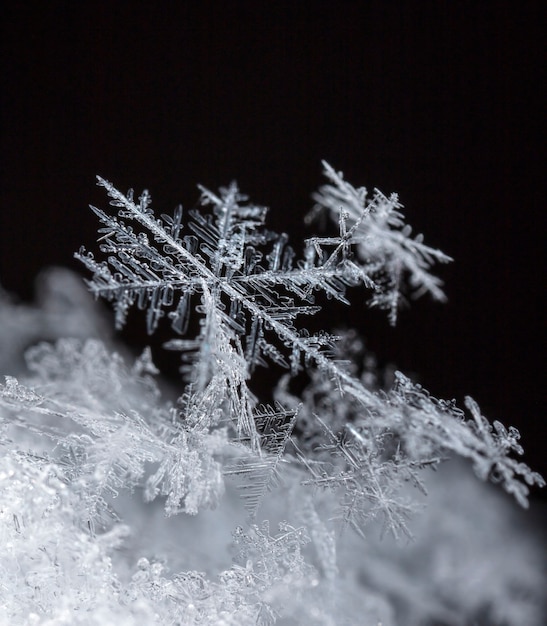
(1, 3), (545, 496)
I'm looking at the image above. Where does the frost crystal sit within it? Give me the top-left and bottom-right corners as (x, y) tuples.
(1, 163), (544, 624)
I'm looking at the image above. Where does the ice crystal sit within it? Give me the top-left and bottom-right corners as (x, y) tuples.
(0, 163), (544, 624)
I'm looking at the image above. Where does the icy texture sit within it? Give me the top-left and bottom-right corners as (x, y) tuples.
(311, 162), (452, 324)
(1, 164), (545, 624)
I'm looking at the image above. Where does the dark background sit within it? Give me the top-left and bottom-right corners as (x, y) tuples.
(1, 3), (545, 496)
